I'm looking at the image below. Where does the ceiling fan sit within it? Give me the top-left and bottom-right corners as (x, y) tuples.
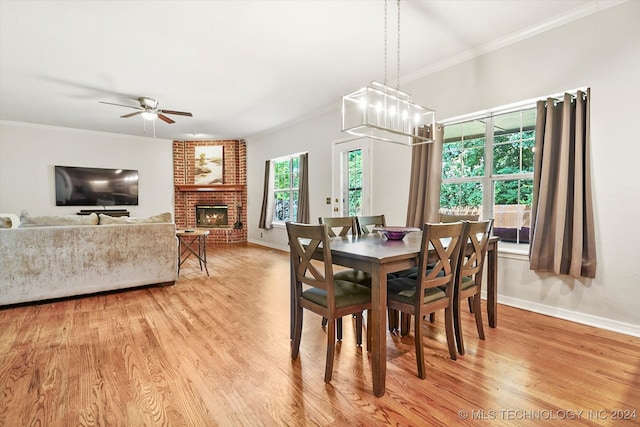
(99, 97), (192, 124)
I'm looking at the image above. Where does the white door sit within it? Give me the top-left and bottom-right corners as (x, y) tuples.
(331, 136), (372, 217)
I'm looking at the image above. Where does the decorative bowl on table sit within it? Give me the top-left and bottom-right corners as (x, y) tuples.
(372, 226), (421, 240)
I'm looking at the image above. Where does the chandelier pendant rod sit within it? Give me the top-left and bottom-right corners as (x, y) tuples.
(340, 0), (436, 145)
(384, 0), (388, 87)
(396, 0), (401, 91)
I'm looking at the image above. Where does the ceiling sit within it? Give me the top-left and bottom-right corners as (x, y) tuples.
(0, 0), (614, 141)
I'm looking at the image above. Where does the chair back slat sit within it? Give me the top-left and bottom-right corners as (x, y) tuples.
(356, 214), (386, 234)
(459, 219), (494, 283)
(417, 222), (465, 295)
(287, 222), (333, 294)
(319, 216), (357, 237)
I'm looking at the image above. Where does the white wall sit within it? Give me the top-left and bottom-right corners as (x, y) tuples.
(0, 122), (174, 218)
(245, 1), (640, 335)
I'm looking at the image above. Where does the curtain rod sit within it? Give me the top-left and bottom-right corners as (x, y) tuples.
(441, 87), (589, 126)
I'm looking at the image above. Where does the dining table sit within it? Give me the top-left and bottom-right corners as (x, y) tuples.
(291, 230), (499, 397)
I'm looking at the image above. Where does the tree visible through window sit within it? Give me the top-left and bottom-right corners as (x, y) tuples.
(347, 149), (362, 216)
(441, 108), (535, 244)
(273, 155), (299, 222)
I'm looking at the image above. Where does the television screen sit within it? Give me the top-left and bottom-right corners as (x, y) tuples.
(55, 166), (139, 206)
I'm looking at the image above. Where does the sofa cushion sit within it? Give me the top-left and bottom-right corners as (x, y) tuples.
(19, 211), (99, 227)
(98, 212), (172, 225)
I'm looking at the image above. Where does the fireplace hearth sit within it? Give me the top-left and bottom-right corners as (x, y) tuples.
(196, 205), (228, 228)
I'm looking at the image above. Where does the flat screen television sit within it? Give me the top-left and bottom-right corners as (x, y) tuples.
(55, 166), (139, 206)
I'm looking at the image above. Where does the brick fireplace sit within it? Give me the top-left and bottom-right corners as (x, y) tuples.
(173, 140), (247, 244)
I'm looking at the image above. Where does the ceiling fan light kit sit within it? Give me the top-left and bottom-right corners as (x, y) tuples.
(141, 111), (158, 121)
(341, 0), (436, 146)
(99, 96), (192, 136)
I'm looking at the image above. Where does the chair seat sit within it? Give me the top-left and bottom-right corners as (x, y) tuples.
(460, 276), (475, 290)
(388, 266), (418, 280)
(387, 278), (447, 305)
(333, 269), (372, 287)
(302, 280), (372, 308)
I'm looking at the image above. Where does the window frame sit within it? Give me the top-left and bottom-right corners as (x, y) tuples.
(440, 104), (536, 248)
(271, 153), (301, 225)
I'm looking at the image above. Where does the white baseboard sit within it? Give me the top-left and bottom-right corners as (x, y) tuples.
(248, 239), (288, 252)
(494, 294), (640, 338)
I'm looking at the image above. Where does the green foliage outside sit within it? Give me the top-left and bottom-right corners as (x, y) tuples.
(348, 149), (362, 216)
(273, 156), (299, 221)
(441, 126), (535, 211)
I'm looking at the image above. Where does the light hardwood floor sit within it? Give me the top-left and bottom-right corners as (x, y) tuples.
(1, 243), (639, 426)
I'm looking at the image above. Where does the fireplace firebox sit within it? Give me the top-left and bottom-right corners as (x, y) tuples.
(196, 205), (228, 228)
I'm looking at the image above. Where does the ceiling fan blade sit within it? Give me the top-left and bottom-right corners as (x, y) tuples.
(100, 101), (142, 110)
(159, 109), (193, 117)
(121, 111), (143, 118)
(157, 114), (175, 124)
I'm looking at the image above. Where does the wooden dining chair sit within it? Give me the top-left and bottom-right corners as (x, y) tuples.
(318, 216), (358, 237)
(454, 219), (493, 355)
(318, 216), (370, 335)
(318, 216), (371, 284)
(356, 214), (386, 234)
(433, 212), (479, 322)
(386, 222), (465, 379)
(287, 222), (372, 383)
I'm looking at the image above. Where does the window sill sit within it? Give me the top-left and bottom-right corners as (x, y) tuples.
(497, 242), (529, 260)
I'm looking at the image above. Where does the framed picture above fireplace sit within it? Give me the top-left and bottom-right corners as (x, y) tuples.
(194, 146), (223, 185)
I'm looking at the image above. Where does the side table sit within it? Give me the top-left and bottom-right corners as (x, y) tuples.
(176, 229), (210, 276)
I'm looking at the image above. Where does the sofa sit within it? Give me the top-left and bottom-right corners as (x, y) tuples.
(0, 212), (178, 306)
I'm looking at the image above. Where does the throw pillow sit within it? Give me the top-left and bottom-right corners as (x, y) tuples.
(98, 212), (172, 225)
(19, 211), (99, 227)
(0, 216), (12, 228)
(0, 213), (20, 228)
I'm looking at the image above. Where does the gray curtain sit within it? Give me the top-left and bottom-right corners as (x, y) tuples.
(296, 153), (310, 223)
(529, 89), (596, 279)
(258, 160), (274, 229)
(406, 125), (444, 227)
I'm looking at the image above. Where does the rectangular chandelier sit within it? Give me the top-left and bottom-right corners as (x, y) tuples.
(342, 81), (436, 146)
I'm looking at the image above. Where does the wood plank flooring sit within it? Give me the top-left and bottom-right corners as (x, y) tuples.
(1, 243), (639, 426)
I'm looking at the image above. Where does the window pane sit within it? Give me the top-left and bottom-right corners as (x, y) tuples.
(463, 147), (485, 177)
(440, 182), (482, 212)
(292, 190), (299, 220)
(442, 142), (462, 178)
(462, 120), (486, 140)
(522, 133), (535, 173)
(348, 149), (362, 188)
(291, 157), (299, 188)
(493, 142), (521, 174)
(347, 149), (363, 216)
(493, 109), (536, 175)
(493, 179), (532, 244)
(348, 188), (362, 216)
(444, 121), (486, 179)
(274, 160), (290, 190)
(274, 190), (290, 221)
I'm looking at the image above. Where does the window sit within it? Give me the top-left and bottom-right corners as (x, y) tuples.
(441, 107), (536, 245)
(273, 155), (299, 223)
